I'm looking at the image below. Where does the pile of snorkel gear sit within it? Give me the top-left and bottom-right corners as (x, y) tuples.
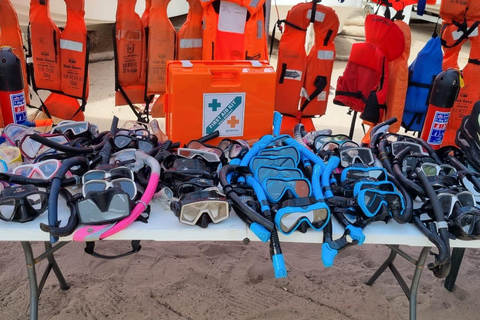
(1, 109), (480, 277)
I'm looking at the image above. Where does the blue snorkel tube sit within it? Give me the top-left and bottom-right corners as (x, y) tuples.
(246, 176), (287, 278)
(320, 156), (365, 268)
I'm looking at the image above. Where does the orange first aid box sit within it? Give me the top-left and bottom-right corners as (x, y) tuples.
(165, 60), (276, 145)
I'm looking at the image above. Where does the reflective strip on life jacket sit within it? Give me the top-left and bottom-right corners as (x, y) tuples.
(201, 0), (267, 60)
(0, 0), (30, 104)
(275, 2), (339, 118)
(29, 0), (62, 92)
(146, 0), (176, 94)
(59, 0), (89, 99)
(177, 0), (203, 60)
(385, 20), (411, 133)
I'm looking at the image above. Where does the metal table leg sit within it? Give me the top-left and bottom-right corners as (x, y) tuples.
(21, 242), (39, 320)
(444, 247), (466, 292)
(20, 241), (70, 320)
(366, 245), (432, 320)
(409, 247), (430, 320)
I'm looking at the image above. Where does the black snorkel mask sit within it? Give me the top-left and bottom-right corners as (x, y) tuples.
(0, 185), (48, 223)
(77, 188), (132, 225)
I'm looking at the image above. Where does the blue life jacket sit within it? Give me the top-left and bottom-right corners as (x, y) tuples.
(402, 34), (443, 132)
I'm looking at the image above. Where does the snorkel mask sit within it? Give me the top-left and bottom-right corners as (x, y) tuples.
(0, 185), (48, 223)
(77, 188), (132, 225)
(171, 190), (230, 228)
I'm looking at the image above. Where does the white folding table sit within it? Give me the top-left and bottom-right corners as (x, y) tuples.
(0, 202), (476, 320)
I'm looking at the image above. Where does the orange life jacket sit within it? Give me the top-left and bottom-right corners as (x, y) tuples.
(440, 0), (480, 146)
(28, 0), (89, 120)
(29, 0), (62, 92)
(0, 0), (30, 105)
(114, 0), (147, 107)
(146, 0), (203, 94)
(384, 20), (411, 133)
(177, 0), (204, 60)
(146, 0), (176, 95)
(115, 0), (204, 119)
(275, 2), (339, 122)
(60, 0), (89, 99)
(201, 0), (268, 60)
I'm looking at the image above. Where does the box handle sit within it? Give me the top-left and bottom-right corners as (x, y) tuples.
(209, 70), (240, 86)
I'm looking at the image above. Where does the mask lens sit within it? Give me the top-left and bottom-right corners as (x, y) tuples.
(392, 142), (423, 156)
(26, 193), (46, 211)
(458, 192), (476, 208)
(0, 199), (17, 220)
(256, 167), (302, 183)
(438, 194), (453, 216)
(441, 165), (456, 175)
(114, 135), (133, 149)
(259, 147), (299, 162)
(460, 214), (474, 234)
(422, 164), (437, 176)
(39, 161), (59, 178)
(113, 180), (136, 199)
(14, 166), (34, 177)
(84, 170), (107, 182)
(111, 167), (133, 180)
(83, 181), (107, 196)
(250, 157), (296, 172)
(138, 140), (153, 152)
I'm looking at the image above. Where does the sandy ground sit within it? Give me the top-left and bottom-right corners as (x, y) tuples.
(1, 8), (479, 320)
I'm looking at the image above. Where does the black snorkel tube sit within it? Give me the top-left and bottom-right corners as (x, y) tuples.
(219, 165), (274, 234)
(387, 172), (413, 224)
(391, 147), (427, 197)
(40, 189), (81, 238)
(47, 156), (90, 243)
(416, 169), (451, 278)
(0, 173), (78, 188)
(446, 155), (480, 191)
(45, 117), (119, 243)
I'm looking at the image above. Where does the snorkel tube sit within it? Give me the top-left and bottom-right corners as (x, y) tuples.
(369, 118), (397, 168)
(47, 156), (90, 243)
(391, 147), (427, 197)
(447, 155), (480, 192)
(416, 169), (451, 278)
(73, 151), (160, 241)
(219, 165), (273, 240)
(246, 176), (287, 278)
(320, 157), (365, 267)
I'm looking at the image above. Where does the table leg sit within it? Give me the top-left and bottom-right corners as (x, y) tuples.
(409, 247), (430, 320)
(20, 241), (70, 320)
(44, 242), (69, 290)
(444, 247), (466, 292)
(365, 245), (399, 286)
(366, 246), (432, 320)
(21, 242), (39, 320)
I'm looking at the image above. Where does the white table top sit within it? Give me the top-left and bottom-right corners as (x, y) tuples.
(0, 200), (479, 249)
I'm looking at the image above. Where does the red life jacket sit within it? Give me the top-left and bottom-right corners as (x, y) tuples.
(275, 2), (339, 122)
(334, 14), (404, 115)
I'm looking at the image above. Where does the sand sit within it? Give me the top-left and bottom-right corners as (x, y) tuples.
(1, 9), (479, 320)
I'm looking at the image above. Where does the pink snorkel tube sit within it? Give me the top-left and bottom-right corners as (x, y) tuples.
(73, 151), (160, 241)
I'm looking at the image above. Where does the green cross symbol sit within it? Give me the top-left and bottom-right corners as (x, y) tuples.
(208, 99), (221, 112)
